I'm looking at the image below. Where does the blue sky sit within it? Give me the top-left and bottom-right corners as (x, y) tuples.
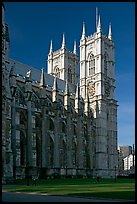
(4, 2), (135, 147)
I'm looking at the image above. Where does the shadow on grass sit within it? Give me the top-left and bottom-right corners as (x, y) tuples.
(67, 190), (135, 201)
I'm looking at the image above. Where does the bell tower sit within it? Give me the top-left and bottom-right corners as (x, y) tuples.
(47, 34), (78, 86)
(80, 10), (118, 178)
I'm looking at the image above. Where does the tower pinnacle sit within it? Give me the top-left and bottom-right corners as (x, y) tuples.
(62, 33), (66, 48)
(49, 40), (53, 54)
(108, 23), (112, 40)
(39, 67), (46, 88)
(73, 40), (77, 54)
(97, 15), (101, 33)
(81, 22), (86, 39)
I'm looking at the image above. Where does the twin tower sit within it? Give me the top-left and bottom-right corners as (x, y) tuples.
(47, 10), (118, 177)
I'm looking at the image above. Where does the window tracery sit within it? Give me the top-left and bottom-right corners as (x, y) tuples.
(89, 54), (95, 76)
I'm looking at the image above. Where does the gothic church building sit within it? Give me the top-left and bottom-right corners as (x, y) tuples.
(2, 4), (118, 182)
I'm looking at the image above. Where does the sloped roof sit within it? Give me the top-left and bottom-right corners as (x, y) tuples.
(9, 58), (76, 96)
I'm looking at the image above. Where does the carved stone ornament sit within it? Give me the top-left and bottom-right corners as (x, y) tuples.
(88, 81), (95, 97)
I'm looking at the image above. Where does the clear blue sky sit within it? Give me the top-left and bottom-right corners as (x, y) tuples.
(4, 2), (135, 147)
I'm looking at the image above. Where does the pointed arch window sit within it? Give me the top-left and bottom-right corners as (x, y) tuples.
(89, 54), (95, 76)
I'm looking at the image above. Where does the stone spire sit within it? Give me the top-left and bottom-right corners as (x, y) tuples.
(39, 67), (46, 89)
(75, 83), (80, 113)
(81, 22), (86, 39)
(97, 15), (101, 33)
(39, 68), (47, 99)
(64, 79), (70, 110)
(52, 76), (58, 102)
(73, 40), (77, 54)
(49, 40), (53, 54)
(62, 33), (66, 49)
(108, 23), (112, 40)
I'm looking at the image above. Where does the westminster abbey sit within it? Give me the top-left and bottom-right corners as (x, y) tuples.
(2, 4), (118, 182)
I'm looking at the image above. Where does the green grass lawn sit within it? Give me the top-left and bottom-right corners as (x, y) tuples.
(2, 178), (135, 200)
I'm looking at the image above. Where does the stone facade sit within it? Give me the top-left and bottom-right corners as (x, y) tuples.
(2, 4), (118, 181)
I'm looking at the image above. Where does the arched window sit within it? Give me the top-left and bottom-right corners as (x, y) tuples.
(89, 54), (95, 76)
